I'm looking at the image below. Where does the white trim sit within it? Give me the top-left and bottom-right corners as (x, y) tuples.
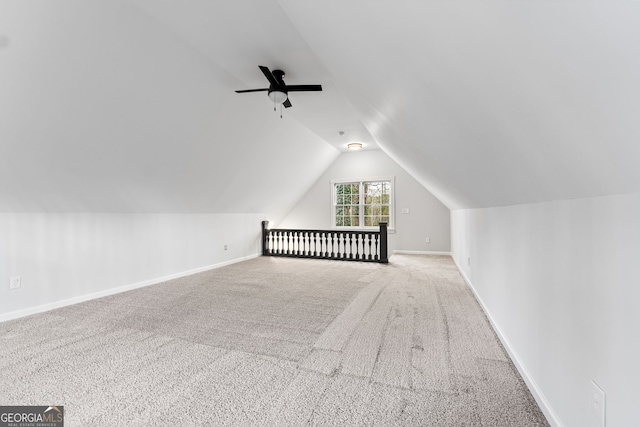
(451, 256), (564, 427)
(330, 175), (395, 184)
(392, 250), (451, 256)
(0, 253), (260, 324)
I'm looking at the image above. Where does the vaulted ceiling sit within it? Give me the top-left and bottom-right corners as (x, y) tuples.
(1, 1), (639, 217)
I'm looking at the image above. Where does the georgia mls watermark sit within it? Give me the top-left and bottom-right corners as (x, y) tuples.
(0, 406), (64, 427)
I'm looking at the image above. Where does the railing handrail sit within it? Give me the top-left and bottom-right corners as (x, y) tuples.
(264, 227), (382, 235)
(261, 221), (388, 263)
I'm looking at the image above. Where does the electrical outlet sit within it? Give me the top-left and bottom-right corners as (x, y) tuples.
(223, 245), (228, 251)
(468, 257), (471, 266)
(591, 380), (606, 427)
(10, 276), (21, 290)
(425, 237), (430, 243)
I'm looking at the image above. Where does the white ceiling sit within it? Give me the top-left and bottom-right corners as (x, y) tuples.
(1, 0), (639, 214)
(127, 0), (379, 152)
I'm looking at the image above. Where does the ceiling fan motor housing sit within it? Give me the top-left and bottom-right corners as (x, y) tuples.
(271, 70), (285, 84)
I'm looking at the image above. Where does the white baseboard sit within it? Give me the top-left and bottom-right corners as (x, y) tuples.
(451, 256), (564, 427)
(392, 250), (452, 256)
(0, 253), (260, 323)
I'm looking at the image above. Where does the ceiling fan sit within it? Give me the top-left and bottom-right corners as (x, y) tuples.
(235, 66), (322, 115)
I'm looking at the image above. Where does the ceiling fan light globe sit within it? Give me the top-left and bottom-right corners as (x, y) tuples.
(268, 90), (288, 104)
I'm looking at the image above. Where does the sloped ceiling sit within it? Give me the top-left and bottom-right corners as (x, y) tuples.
(278, 1), (640, 209)
(0, 0), (340, 220)
(1, 1), (639, 214)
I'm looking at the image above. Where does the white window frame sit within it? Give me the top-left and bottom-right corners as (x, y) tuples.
(330, 176), (395, 231)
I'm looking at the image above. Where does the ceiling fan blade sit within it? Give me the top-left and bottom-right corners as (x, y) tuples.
(259, 65), (279, 87)
(283, 98), (292, 108)
(235, 88), (269, 93)
(284, 84), (323, 92)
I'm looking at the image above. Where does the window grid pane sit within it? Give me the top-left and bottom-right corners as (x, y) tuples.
(334, 180), (391, 228)
(335, 183), (360, 228)
(362, 180), (390, 227)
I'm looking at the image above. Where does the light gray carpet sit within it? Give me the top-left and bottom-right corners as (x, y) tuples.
(0, 255), (549, 426)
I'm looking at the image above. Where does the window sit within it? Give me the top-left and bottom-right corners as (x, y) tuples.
(332, 177), (395, 229)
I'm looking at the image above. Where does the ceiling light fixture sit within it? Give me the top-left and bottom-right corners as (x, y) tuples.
(268, 90), (288, 104)
(268, 90), (288, 118)
(347, 143), (363, 150)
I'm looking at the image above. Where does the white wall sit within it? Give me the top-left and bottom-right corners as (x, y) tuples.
(278, 150), (450, 253)
(0, 213), (265, 320)
(451, 192), (640, 427)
